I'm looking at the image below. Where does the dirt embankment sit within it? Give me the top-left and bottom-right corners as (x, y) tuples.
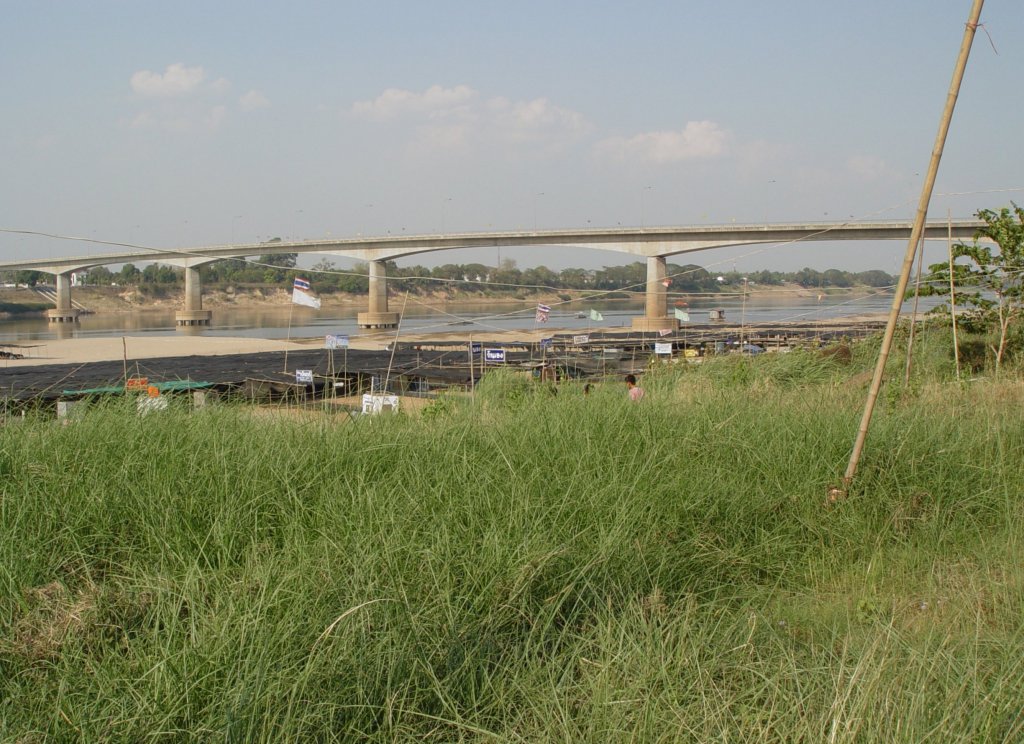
(0, 283), (884, 316)
(0, 286), (358, 314)
(0, 285), (580, 315)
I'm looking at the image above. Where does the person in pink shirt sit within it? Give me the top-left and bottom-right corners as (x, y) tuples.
(625, 374), (644, 401)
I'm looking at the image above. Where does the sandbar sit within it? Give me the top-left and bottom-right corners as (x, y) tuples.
(1, 328), (566, 368)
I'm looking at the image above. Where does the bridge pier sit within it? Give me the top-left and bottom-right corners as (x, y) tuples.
(357, 260), (399, 328)
(46, 272), (80, 323)
(631, 256), (677, 333)
(175, 266), (212, 326)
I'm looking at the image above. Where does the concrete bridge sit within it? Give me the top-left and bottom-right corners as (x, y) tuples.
(0, 219), (986, 332)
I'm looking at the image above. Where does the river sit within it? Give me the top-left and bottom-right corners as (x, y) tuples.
(0, 293), (944, 343)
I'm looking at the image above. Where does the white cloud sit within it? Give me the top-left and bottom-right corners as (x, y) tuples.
(487, 96), (590, 143)
(597, 120), (729, 163)
(351, 84), (590, 153)
(127, 104), (227, 132)
(130, 63), (207, 97)
(125, 63), (248, 131)
(352, 84), (477, 121)
(239, 89), (270, 111)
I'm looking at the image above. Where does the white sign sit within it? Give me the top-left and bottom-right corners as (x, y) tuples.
(296, 369), (314, 383)
(361, 394), (400, 415)
(325, 334), (349, 349)
(573, 334), (590, 345)
(654, 342), (673, 355)
(484, 348), (506, 363)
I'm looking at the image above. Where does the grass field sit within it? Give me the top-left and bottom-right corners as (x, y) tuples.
(2, 330), (1023, 741)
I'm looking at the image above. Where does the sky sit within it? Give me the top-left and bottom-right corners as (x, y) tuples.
(2, 0), (1022, 276)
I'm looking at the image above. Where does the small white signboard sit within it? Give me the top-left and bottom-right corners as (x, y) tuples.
(573, 334), (590, 345)
(484, 348), (506, 363)
(654, 342), (673, 355)
(361, 394), (400, 415)
(296, 369), (314, 383)
(325, 334), (349, 349)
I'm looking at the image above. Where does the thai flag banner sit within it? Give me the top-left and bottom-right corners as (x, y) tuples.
(291, 277), (321, 309)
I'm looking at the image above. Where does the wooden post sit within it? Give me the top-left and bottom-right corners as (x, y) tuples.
(948, 212), (962, 380)
(283, 302), (294, 372)
(904, 232), (927, 384)
(468, 334), (475, 398)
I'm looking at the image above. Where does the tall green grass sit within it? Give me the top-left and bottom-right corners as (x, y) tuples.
(1, 343), (1023, 741)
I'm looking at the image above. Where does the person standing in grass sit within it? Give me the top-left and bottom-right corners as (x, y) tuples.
(625, 374), (644, 402)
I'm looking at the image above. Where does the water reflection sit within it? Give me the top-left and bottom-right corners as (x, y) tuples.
(0, 294), (942, 343)
(176, 324), (206, 337)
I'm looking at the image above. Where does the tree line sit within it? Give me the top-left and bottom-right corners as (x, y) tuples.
(2, 256), (897, 295)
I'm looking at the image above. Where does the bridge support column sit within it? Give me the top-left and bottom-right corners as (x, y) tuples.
(631, 256), (677, 332)
(357, 260), (400, 328)
(175, 266), (212, 326)
(46, 272), (80, 323)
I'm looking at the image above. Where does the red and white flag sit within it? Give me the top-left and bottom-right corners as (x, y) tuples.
(292, 277), (321, 309)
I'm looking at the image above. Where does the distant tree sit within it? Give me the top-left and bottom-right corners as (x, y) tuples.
(432, 264), (464, 282)
(793, 267), (824, 288)
(461, 263), (492, 285)
(14, 270), (46, 286)
(392, 264), (433, 292)
(118, 264), (142, 285)
(823, 268), (853, 288)
(594, 263), (646, 291)
(668, 263), (718, 292)
(259, 252), (297, 269)
(917, 204), (1024, 374)
(747, 269), (782, 286)
(559, 267), (592, 288)
(522, 265), (559, 289)
(142, 264), (181, 284)
(492, 261), (524, 289)
(202, 258), (255, 284)
(854, 269), (895, 288)
(336, 262), (368, 293)
(85, 266), (113, 285)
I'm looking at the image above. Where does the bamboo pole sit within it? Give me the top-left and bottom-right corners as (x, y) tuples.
(382, 292), (410, 395)
(468, 333), (475, 398)
(844, 0), (984, 486)
(904, 232), (927, 384)
(283, 302), (294, 372)
(740, 277), (748, 352)
(948, 211), (962, 380)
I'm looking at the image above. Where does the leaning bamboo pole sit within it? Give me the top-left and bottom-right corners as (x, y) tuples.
(844, 0), (984, 486)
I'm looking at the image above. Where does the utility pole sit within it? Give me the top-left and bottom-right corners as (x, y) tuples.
(843, 0), (984, 487)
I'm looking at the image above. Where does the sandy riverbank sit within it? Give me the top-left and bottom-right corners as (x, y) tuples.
(0, 327), (572, 368)
(0, 311), (895, 368)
